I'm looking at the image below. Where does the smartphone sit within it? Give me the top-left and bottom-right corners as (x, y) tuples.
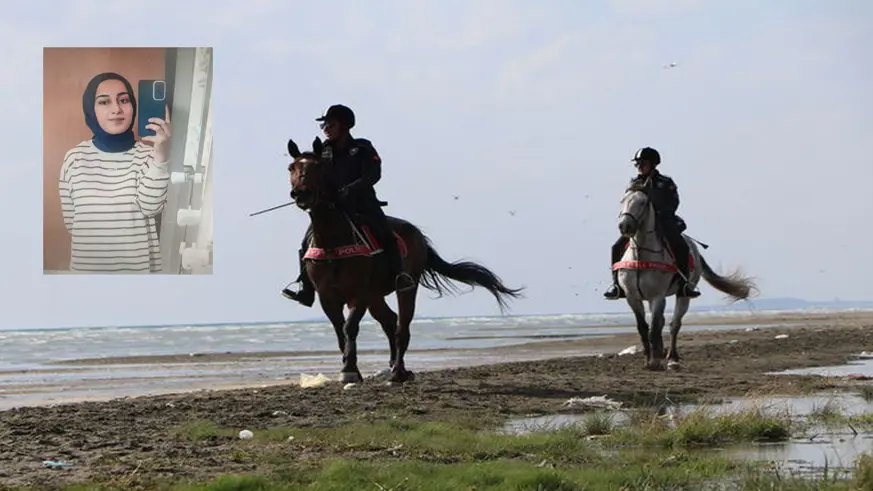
(137, 80), (167, 138)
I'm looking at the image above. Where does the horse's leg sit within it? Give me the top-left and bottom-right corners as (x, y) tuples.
(620, 270), (651, 364)
(668, 239), (699, 369)
(340, 303), (368, 383)
(667, 296), (691, 369)
(368, 295), (399, 371)
(647, 296), (668, 371)
(390, 286), (418, 383)
(318, 293), (347, 356)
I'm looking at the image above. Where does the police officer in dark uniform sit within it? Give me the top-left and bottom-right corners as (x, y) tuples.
(603, 147), (701, 300)
(282, 104), (416, 306)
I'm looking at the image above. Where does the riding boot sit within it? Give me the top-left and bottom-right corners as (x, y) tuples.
(671, 236), (700, 299)
(281, 234), (316, 307)
(379, 223), (415, 292)
(603, 237), (628, 300)
(603, 270), (626, 300)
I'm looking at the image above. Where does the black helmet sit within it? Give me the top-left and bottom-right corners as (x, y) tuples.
(632, 147), (661, 165)
(316, 104), (355, 129)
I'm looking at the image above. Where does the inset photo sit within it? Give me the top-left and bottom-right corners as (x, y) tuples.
(43, 47), (213, 275)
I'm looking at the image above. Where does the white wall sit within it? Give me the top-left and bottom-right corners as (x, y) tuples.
(160, 47), (214, 275)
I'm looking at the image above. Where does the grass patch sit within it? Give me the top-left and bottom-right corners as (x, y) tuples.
(60, 455), (740, 491)
(38, 408), (873, 491)
(174, 420), (234, 440)
(808, 398), (845, 424)
(175, 418), (600, 464)
(736, 452), (873, 490)
(56, 454), (873, 491)
(609, 406), (794, 448)
(581, 411), (615, 436)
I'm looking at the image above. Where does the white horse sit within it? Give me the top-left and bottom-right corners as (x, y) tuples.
(615, 186), (757, 371)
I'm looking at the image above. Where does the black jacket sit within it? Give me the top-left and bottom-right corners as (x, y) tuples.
(628, 170), (679, 216)
(628, 170), (686, 232)
(322, 137), (383, 210)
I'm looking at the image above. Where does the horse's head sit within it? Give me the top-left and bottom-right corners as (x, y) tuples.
(618, 183), (654, 238)
(287, 137), (331, 211)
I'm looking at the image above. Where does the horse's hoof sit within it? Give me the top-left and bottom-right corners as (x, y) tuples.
(646, 362), (665, 371)
(389, 370), (413, 384)
(667, 360), (681, 370)
(340, 372), (363, 383)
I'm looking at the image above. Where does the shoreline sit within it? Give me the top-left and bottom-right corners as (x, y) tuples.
(39, 310), (867, 367)
(0, 310), (870, 412)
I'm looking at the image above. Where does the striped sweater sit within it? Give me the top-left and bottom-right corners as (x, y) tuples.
(58, 140), (170, 273)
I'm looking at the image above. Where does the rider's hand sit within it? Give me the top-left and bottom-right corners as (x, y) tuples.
(337, 186), (350, 201)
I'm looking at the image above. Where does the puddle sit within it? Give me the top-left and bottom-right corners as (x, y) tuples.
(709, 392), (873, 418)
(502, 393), (873, 477)
(718, 432), (871, 479)
(770, 353), (873, 379)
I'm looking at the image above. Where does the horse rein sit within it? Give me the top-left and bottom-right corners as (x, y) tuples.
(290, 157), (334, 211)
(620, 191), (664, 254)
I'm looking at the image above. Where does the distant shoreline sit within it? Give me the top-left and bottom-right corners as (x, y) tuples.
(37, 310), (872, 367)
(5, 303), (871, 333)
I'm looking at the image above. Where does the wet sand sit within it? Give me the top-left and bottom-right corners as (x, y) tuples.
(1, 311), (872, 487)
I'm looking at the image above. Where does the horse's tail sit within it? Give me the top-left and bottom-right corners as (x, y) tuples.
(699, 255), (758, 303)
(419, 238), (524, 314)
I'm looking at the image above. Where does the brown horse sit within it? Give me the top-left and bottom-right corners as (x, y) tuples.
(287, 137), (524, 384)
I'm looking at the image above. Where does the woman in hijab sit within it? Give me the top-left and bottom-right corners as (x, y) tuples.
(58, 72), (172, 273)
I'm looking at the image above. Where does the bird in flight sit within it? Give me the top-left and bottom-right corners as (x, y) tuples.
(663, 62), (678, 69)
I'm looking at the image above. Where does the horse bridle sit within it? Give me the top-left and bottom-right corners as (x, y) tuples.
(619, 189), (648, 232)
(290, 157), (334, 211)
(620, 189), (664, 253)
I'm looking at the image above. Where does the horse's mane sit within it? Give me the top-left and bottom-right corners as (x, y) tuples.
(627, 181), (649, 193)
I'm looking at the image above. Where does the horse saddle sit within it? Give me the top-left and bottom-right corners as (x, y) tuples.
(305, 212), (380, 252)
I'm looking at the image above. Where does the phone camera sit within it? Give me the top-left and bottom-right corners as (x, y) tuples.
(153, 81), (166, 101)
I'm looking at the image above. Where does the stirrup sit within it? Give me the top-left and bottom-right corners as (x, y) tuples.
(678, 283), (700, 298)
(603, 285), (624, 299)
(282, 287), (302, 298)
(282, 286), (315, 307)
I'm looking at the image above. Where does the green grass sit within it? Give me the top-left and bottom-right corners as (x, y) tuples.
(175, 418), (601, 464)
(736, 453), (873, 490)
(59, 454), (873, 491)
(62, 455), (741, 491)
(807, 398), (845, 425)
(608, 406), (794, 448)
(32, 407), (873, 491)
(580, 411), (616, 436)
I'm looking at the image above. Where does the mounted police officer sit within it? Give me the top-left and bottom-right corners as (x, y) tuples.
(603, 147), (701, 300)
(282, 104), (416, 306)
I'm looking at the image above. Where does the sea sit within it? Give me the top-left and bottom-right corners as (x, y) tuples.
(0, 308), (854, 409)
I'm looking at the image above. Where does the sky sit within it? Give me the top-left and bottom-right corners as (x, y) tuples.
(0, 0), (870, 330)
